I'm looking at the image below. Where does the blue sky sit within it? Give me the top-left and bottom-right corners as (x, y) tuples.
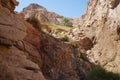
(15, 0), (88, 18)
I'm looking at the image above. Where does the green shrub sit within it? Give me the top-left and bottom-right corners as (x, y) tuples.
(60, 18), (73, 27)
(89, 67), (120, 80)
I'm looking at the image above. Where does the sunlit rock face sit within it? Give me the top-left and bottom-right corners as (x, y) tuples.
(72, 0), (120, 73)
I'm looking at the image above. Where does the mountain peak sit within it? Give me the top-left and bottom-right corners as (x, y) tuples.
(23, 3), (47, 11)
(22, 3), (64, 24)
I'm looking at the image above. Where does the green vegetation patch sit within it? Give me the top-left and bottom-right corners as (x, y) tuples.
(60, 18), (73, 27)
(89, 67), (120, 80)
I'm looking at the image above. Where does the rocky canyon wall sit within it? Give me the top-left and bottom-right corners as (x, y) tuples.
(73, 0), (120, 73)
(0, 0), (120, 80)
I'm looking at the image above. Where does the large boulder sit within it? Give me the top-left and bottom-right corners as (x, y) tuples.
(0, 46), (46, 80)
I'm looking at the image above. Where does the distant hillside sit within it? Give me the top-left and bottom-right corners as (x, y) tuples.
(22, 3), (64, 24)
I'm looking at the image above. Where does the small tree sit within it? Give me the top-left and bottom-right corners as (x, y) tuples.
(60, 18), (73, 27)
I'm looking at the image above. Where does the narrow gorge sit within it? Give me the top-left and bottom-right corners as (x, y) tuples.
(0, 0), (120, 80)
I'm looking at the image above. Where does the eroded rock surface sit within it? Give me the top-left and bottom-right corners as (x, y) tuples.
(73, 0), (120, 73)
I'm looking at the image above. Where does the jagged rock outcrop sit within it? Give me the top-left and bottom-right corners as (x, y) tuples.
(0, 0), (19, 12)
(0, 0), (92, 80)
(22, 3), (63, 24)
(72, 0), (120, 73)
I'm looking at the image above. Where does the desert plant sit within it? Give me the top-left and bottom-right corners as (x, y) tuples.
(56, 33), (77, 46)
(88, 66), (120, 80)
(60, 18), (73, 27)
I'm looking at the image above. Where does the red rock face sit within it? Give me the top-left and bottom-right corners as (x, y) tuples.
(0, 0), (92, 80)
(0, 1), (46, 80)
(1, 0), (19, 12)
(77, 37), (93, 50)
